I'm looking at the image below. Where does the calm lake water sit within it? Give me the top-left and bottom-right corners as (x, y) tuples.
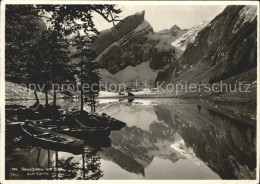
(6, 98), (256, 180)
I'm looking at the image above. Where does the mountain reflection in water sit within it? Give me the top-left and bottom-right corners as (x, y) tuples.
(6, 98), (256, 180)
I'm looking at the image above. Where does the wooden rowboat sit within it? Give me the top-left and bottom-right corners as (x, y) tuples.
(26, 120), (111, 140)
(54, 126), (111, 140)
(21, 123), (84, 155)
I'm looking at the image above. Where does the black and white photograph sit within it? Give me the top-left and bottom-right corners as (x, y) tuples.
(1, 1), (259, 182)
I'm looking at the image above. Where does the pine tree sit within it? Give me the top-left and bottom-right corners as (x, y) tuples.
(33, 29), (72, 106)
(6, 5), (46, 84)
(6, 5), (122, 105)
(72, 32), (99, 113)
(83, 62), (100, 112)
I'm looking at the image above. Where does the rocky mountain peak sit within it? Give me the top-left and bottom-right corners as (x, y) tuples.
(158, 5), (257, 85)
(135, 10), (145, 17)
(170, 25), (181, 31)
(94, 10), (146, 55)
(123, 10), (145, 25)
(93, 11), (187, 85)
(157, 24), (187, 39)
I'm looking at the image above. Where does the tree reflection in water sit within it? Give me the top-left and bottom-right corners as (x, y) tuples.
(33, 147), (103, 180)
(5, 99), (256, 180)
(81, 147), (103, 180)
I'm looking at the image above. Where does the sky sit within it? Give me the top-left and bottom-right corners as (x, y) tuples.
(93, 5), (227, 32)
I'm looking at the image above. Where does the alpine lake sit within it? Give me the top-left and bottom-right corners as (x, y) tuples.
(5, 97), (256, 180)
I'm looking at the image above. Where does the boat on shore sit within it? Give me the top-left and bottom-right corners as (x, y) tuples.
(25, 119), (112, 140)
(55, 127), (111, 140)
(21, 123), (84, 155)
(66, 110), (126, 131)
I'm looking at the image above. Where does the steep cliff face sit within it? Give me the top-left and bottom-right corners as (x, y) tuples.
(96, 20), (159, 74)
(171, 21), (208, 52)
(160, 104), (256, 179)
(95, 11), (187, 85)
(158, 5), (257, 84)
(94, 11), (146, 55)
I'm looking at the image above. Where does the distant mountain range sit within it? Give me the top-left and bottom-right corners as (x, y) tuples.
(92, 5), (257, 89)
(92, 11), (188, 87)
(157, 5), (257, 85)
(8, 5), (256, 92)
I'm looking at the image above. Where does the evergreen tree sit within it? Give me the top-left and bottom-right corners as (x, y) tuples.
(83, 62), (100, 112)
(6, 5), (122, 105)
(6, 5), (46, 83)
(72, 32), (99, 113)
(33, 29), (72, 106)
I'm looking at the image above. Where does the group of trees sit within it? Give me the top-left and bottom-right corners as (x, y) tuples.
(6, 5), (122, 112)
(72, 32), (100, 112)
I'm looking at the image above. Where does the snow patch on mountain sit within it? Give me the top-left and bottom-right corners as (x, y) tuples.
(232, 6), (257, 34)
(171, 21), (209, 51)
(170, 138), (205, 166)
(239, 5), (257, 24)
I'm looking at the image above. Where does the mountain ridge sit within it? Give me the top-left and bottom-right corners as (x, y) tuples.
(94, 10), (146, 55)
(94, 10), (189, 86)
(156, 5), (257, 87)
